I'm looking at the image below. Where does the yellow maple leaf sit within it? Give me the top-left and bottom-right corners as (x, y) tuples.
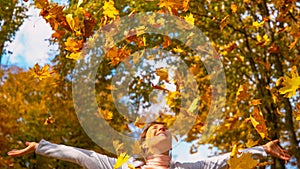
(66, 51), (82, 60)
(253, 21), (265, 28)
(97, 108), (113, 120)
(279, 66), (300, 98)
(103, 0), (119, 19)
(184, 13), (194, 26)
(64, 37), (84, 53)
(173, 46), (184, 53)
(250, 107), (268, 139)
(113, 152), (130, 169)
(228, 152), (259, 169)
(29, 63), (53, 80)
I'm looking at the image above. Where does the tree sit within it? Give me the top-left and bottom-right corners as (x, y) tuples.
(0, 0), (28, 65)
(0, 66), (114, 168)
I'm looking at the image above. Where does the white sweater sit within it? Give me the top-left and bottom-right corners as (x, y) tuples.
(35, 139), (267, 169)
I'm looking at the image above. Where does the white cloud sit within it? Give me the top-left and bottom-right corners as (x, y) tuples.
(6, 6), (58, 68)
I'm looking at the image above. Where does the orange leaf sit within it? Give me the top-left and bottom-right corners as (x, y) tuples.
(231, 4), (238, 13)
(236, 85), (250, 101)
(134, 116), (146, 128)
(250, 107), (267, 139)
(249, 99), (261, 106)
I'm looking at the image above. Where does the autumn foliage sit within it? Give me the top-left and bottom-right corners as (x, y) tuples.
(1, 0), (300, 168)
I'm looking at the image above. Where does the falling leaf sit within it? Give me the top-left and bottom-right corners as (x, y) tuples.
(113, 152), (130, 169)
(276, 108), (284, 116)
(66, 51), (82, 60)
(106, 85), (117, 90)
(228, 152), (259, 169)
(268, 43), (280, 53)
(113, 140), (126, 156)
(278, 66), (300, 98)
(250, 107), (267, 139)
(64, 37), (84, 53)
(289, 38), (298, 50)
(295, 103), (300, 120)
(187, 97), (199, 114)
(97, 108), (113, 120)
(162, 36), (172, 48)
(44, 116), (55, 125)
(131, 140), (142, 155)
(103, 0), (119, 19)
(173, 46), (184, 53)
(256, 34), (270, 46)
(253, 21), (265, 28)
(158, 0), (182, 10)
(34, 0), (49, 9)
(134, 116), (146, 128)
(220, 15), (230, 31)
(225, 42), (237, 53)
(189, 144), (198, 154)
(230, 144), (239, 157)
(249, 99), (261, 106)
(245, 139), (259, 148)
(30, 63), (54, 80)
(156, 68), (169, 82)
(231, 4), (238, 13)
(66, 14), (75, 30)
(182, 0), (190, 11)
(236, 85), (250, 101)
(184, 13), (194, 26)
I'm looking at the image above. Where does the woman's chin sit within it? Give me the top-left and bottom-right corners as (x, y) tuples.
(146, 136), (172, 155)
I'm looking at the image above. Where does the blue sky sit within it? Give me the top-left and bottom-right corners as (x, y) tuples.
(3, 6), (57, 69)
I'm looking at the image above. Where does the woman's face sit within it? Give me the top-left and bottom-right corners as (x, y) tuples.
(144, 124), (172, 155)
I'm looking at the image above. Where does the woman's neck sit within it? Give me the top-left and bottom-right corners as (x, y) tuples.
(142, 153), (171, 169)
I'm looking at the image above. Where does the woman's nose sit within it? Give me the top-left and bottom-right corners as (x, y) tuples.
(158, 126), (166, 131)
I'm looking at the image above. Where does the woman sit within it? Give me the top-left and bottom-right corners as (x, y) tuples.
(8, 122), (290, 169)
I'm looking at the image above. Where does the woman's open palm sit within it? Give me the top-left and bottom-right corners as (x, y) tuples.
(7, 142), (38, 157)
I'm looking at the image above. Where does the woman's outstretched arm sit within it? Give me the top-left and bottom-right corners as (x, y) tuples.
(8, 139), (116, 169)
(174, 140), (291, 169)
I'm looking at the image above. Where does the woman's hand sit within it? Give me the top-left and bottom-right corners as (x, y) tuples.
(262, 140), (291, 161)
(7, 142), (39, 157)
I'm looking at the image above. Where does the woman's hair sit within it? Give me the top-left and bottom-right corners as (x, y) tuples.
(139, 121), (167, 141)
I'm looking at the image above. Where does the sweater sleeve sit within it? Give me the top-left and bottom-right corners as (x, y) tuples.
(173, 146), (268, 169)
(35, 139), (116, 169)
